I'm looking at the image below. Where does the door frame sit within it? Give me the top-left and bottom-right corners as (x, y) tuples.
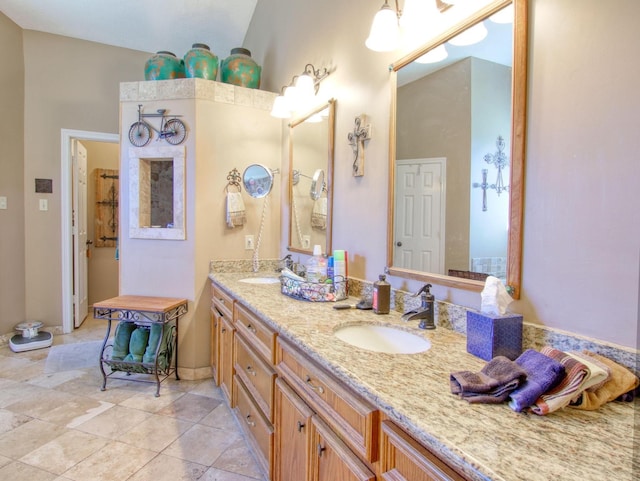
(61, 129), (119, 334)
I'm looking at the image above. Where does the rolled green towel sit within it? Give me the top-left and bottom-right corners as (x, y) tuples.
(123, 327), (150, 363)
(143, 323), (163, 365)
(111, 322), (135, 360)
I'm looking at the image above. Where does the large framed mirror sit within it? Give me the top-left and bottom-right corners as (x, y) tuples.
(288, 99), (336, 255)
(387, 0), (527, 298)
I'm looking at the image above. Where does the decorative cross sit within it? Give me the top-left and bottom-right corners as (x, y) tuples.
(472, 169), (489, 212)
(347, 114), (370, 177)
(483, 135), (509, 195)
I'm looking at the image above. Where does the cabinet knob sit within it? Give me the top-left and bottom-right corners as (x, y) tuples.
(246, 414), (256, 427)
(246, 365), (256, 376)
(297, 421), (305, 432)
(305, 375), (325, 394)
(246, 323), (257, 333)
(317, 443), (326, 457)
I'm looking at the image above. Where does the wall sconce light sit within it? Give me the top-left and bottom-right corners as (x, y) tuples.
(270, 63), (330, 119)
(366, 0), (471, 52)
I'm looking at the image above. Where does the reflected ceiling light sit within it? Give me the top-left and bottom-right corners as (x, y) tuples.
(400, 0), (440, 48)
(448, 21), (487, 46)
(305, 113), (323, 123)
(415, 44), (448, 64)
(365, 1), (400, 52)
(489, 4), (514, 24)
(270, 63), (330, 119)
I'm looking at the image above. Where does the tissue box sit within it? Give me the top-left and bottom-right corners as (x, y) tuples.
(466, 311), (523, 361)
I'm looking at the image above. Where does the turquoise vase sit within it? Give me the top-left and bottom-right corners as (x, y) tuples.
(220, 48), (261, 89)
(144, 51), (186, 81)
(183, 43), (219, 80)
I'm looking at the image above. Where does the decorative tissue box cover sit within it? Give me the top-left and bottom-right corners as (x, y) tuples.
(466, 311), (523, 361)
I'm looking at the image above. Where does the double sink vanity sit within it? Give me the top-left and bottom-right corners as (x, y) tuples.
(209, 271), (636, 481)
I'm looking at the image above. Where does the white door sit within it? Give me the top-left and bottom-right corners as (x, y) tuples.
(73, 140), (89, 328)
(394, 158), (446, 274)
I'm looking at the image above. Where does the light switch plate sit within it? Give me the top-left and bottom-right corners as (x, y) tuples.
(0, 196), (6, 209)
(39, 199), (48, 211)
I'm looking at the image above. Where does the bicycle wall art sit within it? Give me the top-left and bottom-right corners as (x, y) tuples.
(128, 104), (187, 147)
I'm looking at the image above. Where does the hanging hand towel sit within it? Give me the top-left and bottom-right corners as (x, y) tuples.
(226, 191), (246, 228)
(530, 347), (590, 415)
(311, 196), (327, 230)
(508, 349), (565, 412)
(450, 356), (527, 404)
(569, 351), (639, 410)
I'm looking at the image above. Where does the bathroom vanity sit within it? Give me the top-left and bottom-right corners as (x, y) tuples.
(209, 272), (636, 481)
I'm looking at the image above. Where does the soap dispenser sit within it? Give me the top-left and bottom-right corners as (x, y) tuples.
(418, 284), (435, 330)
(372, 274), (390, 314)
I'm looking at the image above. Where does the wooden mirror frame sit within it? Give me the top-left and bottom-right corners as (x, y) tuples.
(287, 99), (336, 255)
(386, 0), (527, 299)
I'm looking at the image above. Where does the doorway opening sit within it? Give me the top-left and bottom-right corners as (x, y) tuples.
(61, 129), (119, 334)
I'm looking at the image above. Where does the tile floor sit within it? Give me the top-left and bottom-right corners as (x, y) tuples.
(0, 317), (266, 481)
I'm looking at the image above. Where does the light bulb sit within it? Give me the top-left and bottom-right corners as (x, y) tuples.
(270, 95), (291, 118)
(295, 74), (315, 100)
(365, 3), (400, 52)
(415, 44), (448, 64)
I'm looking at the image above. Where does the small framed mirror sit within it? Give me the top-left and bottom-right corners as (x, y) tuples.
(128, 145), (185, 240)
(288, 99), (336, 254)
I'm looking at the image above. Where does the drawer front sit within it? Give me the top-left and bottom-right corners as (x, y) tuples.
(234, 375), (273, 479)
(234, 302), (276, 364)
(211, 282), (233, 318)
(235, 332), (277, 421)
(380, 421), (467, 481)
(276, 336), (379, 463)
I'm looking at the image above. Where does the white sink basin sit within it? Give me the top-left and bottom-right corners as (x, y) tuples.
(334, 324), (431, 354)
(239, 277), (280, 284)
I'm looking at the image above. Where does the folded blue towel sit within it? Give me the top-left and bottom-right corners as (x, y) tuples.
(508, 349), (565, 412)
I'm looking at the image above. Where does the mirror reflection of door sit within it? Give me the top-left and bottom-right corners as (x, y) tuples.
(394, 158), (446, 273)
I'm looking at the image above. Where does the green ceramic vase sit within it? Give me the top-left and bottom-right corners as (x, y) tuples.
(183, 43), (219, 80)
(220, 48), (261, 89)
(144, 51), (186, 81)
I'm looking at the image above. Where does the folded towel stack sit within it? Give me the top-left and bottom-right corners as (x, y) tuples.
(569, 351), (639, 410)
(311, 197), (327, 230)
(450, 356), (527, 403)
(508, 349), (565, 412)
(530, 347), (590, 415)
(226, 191), (246, 228)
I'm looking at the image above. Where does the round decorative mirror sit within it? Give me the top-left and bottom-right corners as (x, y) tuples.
(310, 169), (325, 200)
(243, 164), (274, 198)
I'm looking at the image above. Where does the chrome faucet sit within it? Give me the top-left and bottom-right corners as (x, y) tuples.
(401, 284), (435, 329)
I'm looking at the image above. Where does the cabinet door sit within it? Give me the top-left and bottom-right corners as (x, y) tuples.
(274, 378), (313, 481)
(210, 306), (220, 386)
(220, 316), (235, 406)
(311, 416), (376, 481)
(380, 421), (467, 481)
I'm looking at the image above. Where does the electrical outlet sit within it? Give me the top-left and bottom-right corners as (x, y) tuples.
(244, 235), (255, 250)
(302, 235), (311, 249)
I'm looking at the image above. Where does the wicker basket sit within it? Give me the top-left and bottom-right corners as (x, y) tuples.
(280, 275), (347, 302)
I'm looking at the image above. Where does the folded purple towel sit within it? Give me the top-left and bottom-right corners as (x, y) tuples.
(450, 356), (527, 404)
(508, 349), (565, 412)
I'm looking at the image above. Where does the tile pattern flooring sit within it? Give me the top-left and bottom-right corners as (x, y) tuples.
(0, 317), (266, 481)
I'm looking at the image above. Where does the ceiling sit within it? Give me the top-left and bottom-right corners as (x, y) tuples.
(0, 0), (258, 59)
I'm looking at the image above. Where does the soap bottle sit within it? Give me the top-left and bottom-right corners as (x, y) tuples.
(372, 274), (390, 314)
(332, 249), (348, 299)
(306, 245), (327, 283)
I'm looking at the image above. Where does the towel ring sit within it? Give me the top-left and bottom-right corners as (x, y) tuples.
(226, 168), (242, 193)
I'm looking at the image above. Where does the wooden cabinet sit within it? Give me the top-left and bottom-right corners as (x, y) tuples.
(211, 282), (235, 397)
(219, 315), (235, 405)
(311, 416), (376, 481)
(273, 378), (313, 481)
(380, 421), (467, 481)
(275, 336), (377, 481)
(232, 301), (278, 480)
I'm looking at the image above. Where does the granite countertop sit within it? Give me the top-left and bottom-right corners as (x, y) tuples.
(209, 272), (637, 481)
